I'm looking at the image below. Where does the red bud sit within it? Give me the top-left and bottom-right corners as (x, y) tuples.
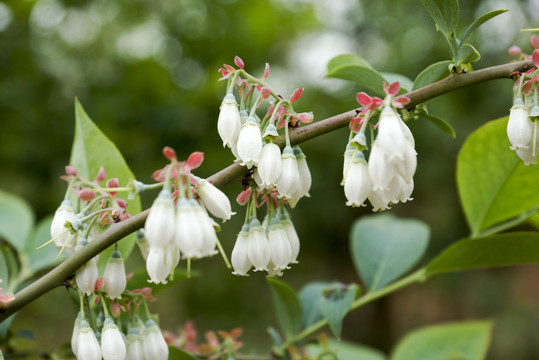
(79, 189), (96, 201)
(234, 56), (245, 69)
(531, 34), (539, 50)
(186, 152), (204, 171)
(65, 165), (77, 176)
(290, 88), (304, 102)
(262, 62), (270, 79)
(533, 49), (539, 68)
(162, 146), (176, 162)
(261, 87), (271, 99)
(96, 167), (106, 182)
(508, 45), (522, 56)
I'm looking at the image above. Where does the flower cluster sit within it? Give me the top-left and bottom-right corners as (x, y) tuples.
(48, 166), (132, 297)
(217, 57), (313, 208)
(71, 288), (169, 360)
(230, 188), (300, 277)
(506, 40), (539, 165)
(342, 82), (416, 211)
(217, 57), (311, 275)
(143, 147), (234, 283)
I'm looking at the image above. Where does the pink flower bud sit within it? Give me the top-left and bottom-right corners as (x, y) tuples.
(234, 56), (245, 69)
(508, 45), (522, 56)
(290, 88), (304, 102)
(79, 189), (96, 201)
(236, 189), (251, 205)
(186, 151), (204, 171)
(96, 167), (106, 182)
(107, 178), (119, 196)
(261, 87), (271, 99)
(65, 165), (77, 176)
(533, 49), (539, 68)
(262, 62), (270, 79)
(531, 34), (539, 50)
(162, 146), (176, 162)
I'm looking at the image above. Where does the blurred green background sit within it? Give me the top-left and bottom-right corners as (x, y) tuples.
(1, 0), (539, 358)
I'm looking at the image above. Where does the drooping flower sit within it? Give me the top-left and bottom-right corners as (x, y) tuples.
(174, 198), (204, 259)
(101, 317), (126, 360)
(144, 189), (175, 248)
(103, 250), (127, 300)
(126, 327), (145, 360)
(236, 116), (263, 168)
(247, 219), (270, 271)
(217, 93), (241, 148)
(279, 210), (300, 264)
(75, 240), (99, 296)
(368, 142), (395, 192)
(142, 320), (169, 360)
(77, 320), (102, 360)
(294, 146), (312, 198)
(507, 97), (533, 150)
(195, 205), (219, 257)
(146, 246), (170, 284)
(267, 218), (292, 271)
(258, 142), (282, 188)
(50, 199), (75, 250)
(276, 146), (301, 206)
(344, 151), (372, 207)
(376, 106), (408, 161)
(71, 312), (81, 356)
(196, 179), (235, 222)
(231, 224), (252, 276)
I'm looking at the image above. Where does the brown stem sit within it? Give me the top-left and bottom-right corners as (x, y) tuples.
(0, 59), (532, 323)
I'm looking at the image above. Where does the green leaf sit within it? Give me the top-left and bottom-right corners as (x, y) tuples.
(380, 72), (413, 93)
(327, 54), (387, 97)
(319, 284), (358, 339)
(26, 216), (67, 274)
(461, 10), (509, 44)
(426, 232), (539, 276)
(457, 117), (539, 236)
(0, 250), (9, 289)
(267, 278), (302, 340)
(299, 281), (341, 328)
(350, 214), (430, 291)
(420, 0), (459, 36)
(417, 112), (456, 138)
(305, 340), (387, 360)
(168, 347), (200, 360)
(0, 190), (35, 253)
(391, 321), (492, 360)
(412, 60), (452, 90)
(455, 43), (481, 66)
(70, 99), (141, 270)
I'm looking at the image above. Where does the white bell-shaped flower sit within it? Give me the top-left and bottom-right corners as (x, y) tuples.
(342, 144), (356, 184)
(247, 219), (270, 271)
(195, 206), (219, 257)
(368, 142), (396, 191)
(217, 93), (241, 148)
(231, 224), (252, 276)
(136, 230), (150, 261)
(258, 142), (282, 188)
(396, 176), (414, 203)
(76, 251), (99, 296)
(142, 320), (169, 360)
(344, 151), (372, 207)
(368, 189), (391, 212)
(376, 106), (407, 161)
(126, 327), (145, 360)
(103, 250), (126, 300)
(294, 146), (312, 198)
(266, 259), (284, 278)
(71, 313), (81, 356)
(267, 218), (292, 271)
(383, 172), (402, 204)
(395, 142), (417, 184)
(51, 199), (75, 250)
(144, 189), (175, 248)
(276, 146), (301, 205)
(146, 246), (169, 284)
(196, 179), (235, 222)
(507, 98), (532, 150)
(279, 210), (300, 264)
(77, 320), (102, 360)
(101, 317), (126, 360)
(175, 198), (204, 259)
(516, 147), (538, 165)
(237, 116), (263, 168)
